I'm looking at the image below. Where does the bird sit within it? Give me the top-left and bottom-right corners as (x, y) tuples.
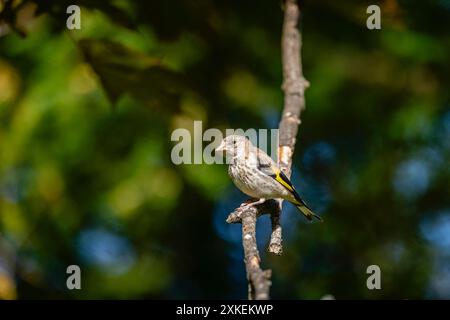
(215, 134), (322, 222)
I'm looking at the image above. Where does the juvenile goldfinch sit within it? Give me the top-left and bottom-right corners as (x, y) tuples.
(216, 135), (322, 222)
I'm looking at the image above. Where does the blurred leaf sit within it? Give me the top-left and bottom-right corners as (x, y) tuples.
(0, 0), (39, 37)
(34, 0), (136, 30)
(382, 30), (446, 62)
(78, 39), (189, 111)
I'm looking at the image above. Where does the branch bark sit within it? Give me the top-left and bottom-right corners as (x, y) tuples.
(226, 0), (308, 300)
(279, 0), (309, 175)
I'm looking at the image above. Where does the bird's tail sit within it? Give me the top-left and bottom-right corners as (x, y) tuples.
(295, 203), (323, 222)
(288, 187), (323, 222)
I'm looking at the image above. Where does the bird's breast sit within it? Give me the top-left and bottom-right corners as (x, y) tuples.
(228, 162), (266, 198)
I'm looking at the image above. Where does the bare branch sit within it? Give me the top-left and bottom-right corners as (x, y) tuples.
(241, 207), (271, 300)
(279, 0), (309, 175)
(272, 0), (310, 254)
(226, 0), (308, 300)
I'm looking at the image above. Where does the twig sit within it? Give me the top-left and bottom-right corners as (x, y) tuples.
(226, 0), (308, 300)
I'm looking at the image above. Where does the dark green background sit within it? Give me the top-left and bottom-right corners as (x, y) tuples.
(0, 0), (449, 299)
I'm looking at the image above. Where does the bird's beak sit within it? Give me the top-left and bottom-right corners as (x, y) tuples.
(215, 142), (226, 153)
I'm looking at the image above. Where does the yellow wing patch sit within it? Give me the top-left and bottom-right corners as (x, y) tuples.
(273, 167), (294, 193)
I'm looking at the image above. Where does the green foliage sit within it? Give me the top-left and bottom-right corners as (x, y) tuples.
(0, 0), (449, 299)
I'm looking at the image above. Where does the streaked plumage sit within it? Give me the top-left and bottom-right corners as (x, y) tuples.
(216, 135), (322, 222)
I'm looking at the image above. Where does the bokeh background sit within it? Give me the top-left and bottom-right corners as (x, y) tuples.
(0, 0), (449, 299)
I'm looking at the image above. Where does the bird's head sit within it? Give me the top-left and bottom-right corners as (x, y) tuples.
(215, 134), (250, 157)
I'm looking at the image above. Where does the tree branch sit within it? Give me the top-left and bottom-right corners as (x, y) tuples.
(226, 0), (308, 300)
(275, 0), (309, 251)
(279, 0), (309, 174)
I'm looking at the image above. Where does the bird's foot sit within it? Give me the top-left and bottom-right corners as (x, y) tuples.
(227, 198), (267, 224)
(240, 198), (266, 211)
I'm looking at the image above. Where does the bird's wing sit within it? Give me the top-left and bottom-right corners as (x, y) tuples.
(256, 151), (295, 193)
(255, 149), (277, 174)
(256, 150), (308, 206)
